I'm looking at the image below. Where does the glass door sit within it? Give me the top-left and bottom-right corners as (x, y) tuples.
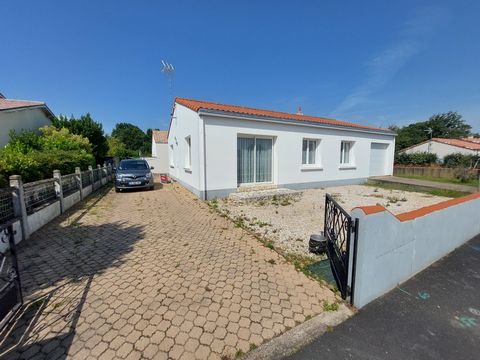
(237, 137), (272, 185)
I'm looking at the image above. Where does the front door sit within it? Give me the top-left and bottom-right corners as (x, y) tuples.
(237, 137), (272, 185)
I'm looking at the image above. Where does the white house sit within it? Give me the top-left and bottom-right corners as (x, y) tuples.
(168, 97), (396, 200)
(400, 138), (480, 161)
(0, 93), (55, 148)
(144, 130), (169, 173)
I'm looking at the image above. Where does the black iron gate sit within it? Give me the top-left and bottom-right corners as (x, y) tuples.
(324, 194), (359, 302)
(0, 220), (23, 330)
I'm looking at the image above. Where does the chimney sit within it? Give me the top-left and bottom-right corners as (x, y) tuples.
(296, 106), (303, 115)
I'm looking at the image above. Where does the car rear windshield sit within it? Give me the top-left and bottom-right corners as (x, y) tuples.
(119, 161), (149, 170)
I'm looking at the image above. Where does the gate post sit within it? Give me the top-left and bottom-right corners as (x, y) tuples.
(9, 175), (29, 241)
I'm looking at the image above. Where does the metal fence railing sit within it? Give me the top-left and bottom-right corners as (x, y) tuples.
(0, 187), (15, 224)
(23, 179), (57, 215)
(61, 174), (79, 197)
(81, 171), (92, 188)
(93, 168), (100, 183)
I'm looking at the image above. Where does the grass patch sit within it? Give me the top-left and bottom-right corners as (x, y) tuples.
(322, 301), (339, 312)
(249, 343), (258, 351)
(396, 174), (479, 187)
(366, 181), (469, 198)
(235, 349), (244, 358)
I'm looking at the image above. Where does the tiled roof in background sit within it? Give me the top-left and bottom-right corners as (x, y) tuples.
(152, 130), (168, 143)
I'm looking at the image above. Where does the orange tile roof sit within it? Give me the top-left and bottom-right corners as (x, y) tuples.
(152, 130), (168, 143)
(175, 97), (393, 133)
(433, 138), (480, 151)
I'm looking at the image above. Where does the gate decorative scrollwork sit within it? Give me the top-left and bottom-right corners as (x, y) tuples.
(0, 221), (23, 330)
(324, 194), (358, 301)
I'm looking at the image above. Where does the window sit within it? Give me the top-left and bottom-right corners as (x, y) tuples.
(237, 137), (273, 184)
(185, 136), (191, 169)
(302, 139), (317, 165)
(340, 141), (353, 164)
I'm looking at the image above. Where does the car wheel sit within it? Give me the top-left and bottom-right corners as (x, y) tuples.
(115, 187), (120, 193)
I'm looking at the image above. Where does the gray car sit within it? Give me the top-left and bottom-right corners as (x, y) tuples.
(115, 159), (154, 192)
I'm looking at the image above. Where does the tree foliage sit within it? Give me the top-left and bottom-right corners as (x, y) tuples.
(52, 113), (108, 163)
(0, 127), (95, 183)
(393, 112), (472, 151)
(111, 123), (151, 156)
(443, 153), (480, 168)
(106, 136), (136, 159)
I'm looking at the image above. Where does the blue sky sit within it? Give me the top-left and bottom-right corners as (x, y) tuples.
(2, 0), (479, 134)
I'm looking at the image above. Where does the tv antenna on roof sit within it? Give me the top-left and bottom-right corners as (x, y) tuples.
(161, 60), (175, 97)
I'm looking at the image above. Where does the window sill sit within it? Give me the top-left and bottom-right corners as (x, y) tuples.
(338, 165), (356, 170)
(184, 167), (192, 173)
(300, 165), (323, 171)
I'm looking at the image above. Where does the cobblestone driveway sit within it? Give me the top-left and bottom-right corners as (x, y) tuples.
(0, 184), (336, 359)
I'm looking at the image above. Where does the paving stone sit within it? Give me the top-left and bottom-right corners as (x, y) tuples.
(2, 184), (335, 360)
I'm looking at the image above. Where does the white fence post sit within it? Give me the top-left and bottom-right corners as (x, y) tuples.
(53, 170), (64, 213)
(9, 175), (29, 240)
(75, 167), (83, 201)
(88, 165), (94, 190)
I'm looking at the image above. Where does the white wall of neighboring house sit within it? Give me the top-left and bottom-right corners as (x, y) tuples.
(0, 107), (51, 147)
(402, 140), (478, 160)
(168, 103), (395, 199)
(145, 143), (170, 174)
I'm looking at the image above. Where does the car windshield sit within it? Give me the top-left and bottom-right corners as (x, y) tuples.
(119, 161), (149, 170)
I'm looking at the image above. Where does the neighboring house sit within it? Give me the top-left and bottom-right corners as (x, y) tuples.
(168, 97), (396, 200)
(144, 130), (169, 173)
(400, 138), (480, 160)
(0, 93), (55, 148)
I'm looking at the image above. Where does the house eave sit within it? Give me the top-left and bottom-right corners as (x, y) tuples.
(198, 109), (396, 137)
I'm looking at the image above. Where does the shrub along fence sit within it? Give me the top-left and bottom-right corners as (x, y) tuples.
(0, 164), (113, 250)
(394, 166), (480, 179)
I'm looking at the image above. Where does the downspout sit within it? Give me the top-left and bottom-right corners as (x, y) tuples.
(201, 115), (208, 201)
(203, 118), (208, 201)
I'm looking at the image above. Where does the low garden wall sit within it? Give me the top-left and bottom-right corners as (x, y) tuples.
(351, 192), (480, 308)
(0, 164), (113, 252)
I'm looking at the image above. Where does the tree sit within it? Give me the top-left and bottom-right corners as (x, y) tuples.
(394, 112), (472, 151)
(111, 123), (151, 157)
(52, 113), (108, 163)
(106, 136), (136, 159)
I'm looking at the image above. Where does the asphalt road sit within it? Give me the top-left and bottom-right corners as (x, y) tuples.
(286, 234), (480, 360)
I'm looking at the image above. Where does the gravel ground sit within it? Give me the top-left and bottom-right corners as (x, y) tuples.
(215, 185), (451, 258)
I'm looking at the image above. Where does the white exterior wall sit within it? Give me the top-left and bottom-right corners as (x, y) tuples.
(202, 115), (395, 198)
(403, 140), (478, 160)
(351, 196), (480, 308)
(147, 144), (169, 173)
(0, 108), (51, 148)
(167, 104), (204, 197)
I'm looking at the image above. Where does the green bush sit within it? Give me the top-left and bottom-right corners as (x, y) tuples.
(0, 127), (96, 184)
(443, 153), (480, 168)
(394, 152), (438, 165)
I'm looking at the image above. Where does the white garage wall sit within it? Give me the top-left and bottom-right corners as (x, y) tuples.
(203, 115), (395, 199)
